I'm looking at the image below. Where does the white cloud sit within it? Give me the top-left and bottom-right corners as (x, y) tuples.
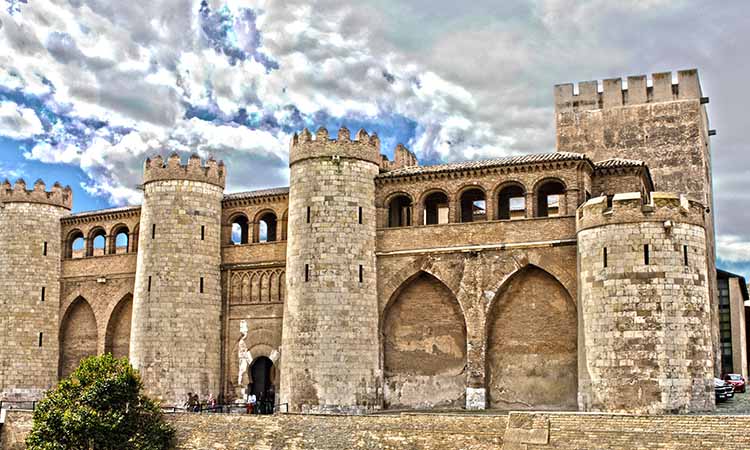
(0, 100), (44, 140)
(717, 235), (750, 263)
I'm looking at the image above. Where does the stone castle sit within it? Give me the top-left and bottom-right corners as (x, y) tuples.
(0, 69), (719, 415)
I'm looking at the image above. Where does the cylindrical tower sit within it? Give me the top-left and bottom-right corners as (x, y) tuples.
(577, 192), (714, 414)
(130, 154), (225, 405)
(281, 127), (382, 413)
(0, 179), (72, 402)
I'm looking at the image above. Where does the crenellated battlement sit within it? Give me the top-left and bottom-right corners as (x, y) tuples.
(577, 191), (706, 232)
(143, 153), (226, 188)
(0, 178), (73, 210)
(289, 127), (382, 166)
(380, 143), (419, 171)
(555, 69), (704, 113)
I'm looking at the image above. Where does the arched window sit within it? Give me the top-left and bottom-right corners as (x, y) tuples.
(110, 225), (130, 254)
(87, 228), (107, 257)
(131, 224), (140, 253)
(498, 184), (526, 220)
(459, 188), (486, 223)
(387, 194), (412, 227)
(281, 210), (288, 241)
(231, 214), (250, 245)
(67, 230), (84, 259)
(256, 211), (277, 243)
(536, 180), (566, 218)
(423, 191), (449, 225)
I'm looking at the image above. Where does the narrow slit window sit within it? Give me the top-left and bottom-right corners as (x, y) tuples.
(305, 264), (309, 282)
(358, 206), (363, 224)
(41, 286), (45, 302)
(38, 332), (43, 347)
(200, 277), (204, 293)
(151, 224), (156, 239)
(644, 244), (650, 265)
(148, 276), (152, 292)
(603, 248), (608, 268)
(683, 245), (689, 266)
(306, 206), (311, 224)
(43, 241), (48, 256)
(359, 265), (364, 283)
(201, 225), (205, 241)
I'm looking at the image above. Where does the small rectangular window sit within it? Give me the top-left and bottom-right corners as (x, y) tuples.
(683, 245), (688, 266)
(644, 244), (650, 265)
(201, 225), (205, 241)
(305, 264), (309, 282)
(306, 206), (311, 224)
(43, 241), (48, 256)
(603, 248), (608, 268)
(151, 224), (156, 239)
(200, 277), (204, 293)
(41, 286), (45, 302)
(359, 265), (364, 283)
(358, 207), (363, 224)
(38, 332), (43, 347)
(148, 276), (152, 292)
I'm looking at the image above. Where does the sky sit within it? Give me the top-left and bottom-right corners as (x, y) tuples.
(0, 0), (748, 280)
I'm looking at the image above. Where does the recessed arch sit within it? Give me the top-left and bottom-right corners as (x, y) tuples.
(382, 271), (467, 409)
(87, 227), (107, 257)
(486, 265), (577, 410)
(254, 210), (278, 243)
(66, 229), (85, 259)
(420, 189), (450, 225)
(495, 181), (527, 220)
(533, 178), (566, 218)
(229, 212), (250, 245)
(109, 223), (130, 255)
(104, 294), (132, 359)
(280, 209), (289, 241)
(458, 186), (487, 222)
(59, 296), (98, 378)
(386, 192), (413, 227)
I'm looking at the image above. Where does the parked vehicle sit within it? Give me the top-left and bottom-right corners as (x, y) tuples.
(723, 374), (747, 393)
(715, 378), (734, 402)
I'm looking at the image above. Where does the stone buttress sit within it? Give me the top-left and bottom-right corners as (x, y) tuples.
(576, 192), (714, 413)
(281, 127), (382, 413)
(0, 179), (72, 401)
(130, 154), (226, 405)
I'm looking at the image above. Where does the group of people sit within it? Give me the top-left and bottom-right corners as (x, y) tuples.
(183, 392), (217, 412)
(245, 390), (274, 414)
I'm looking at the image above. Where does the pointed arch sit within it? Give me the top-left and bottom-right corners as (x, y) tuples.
(259, 272), (269, 302)
(382, 271), (467, 409)
(485, 265), (577, 410)
(251, 273), (261, 303)
(59, 296), (98, 378)
(104, 294), (133, 359)
(269, 271), (279, 303)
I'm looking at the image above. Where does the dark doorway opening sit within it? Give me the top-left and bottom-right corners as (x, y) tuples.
(249, 356), (275, 414)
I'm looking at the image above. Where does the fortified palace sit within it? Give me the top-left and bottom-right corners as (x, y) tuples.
(0, 69), (721, 415)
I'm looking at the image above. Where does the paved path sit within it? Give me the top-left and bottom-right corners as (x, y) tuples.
(715, 390), (750, 414)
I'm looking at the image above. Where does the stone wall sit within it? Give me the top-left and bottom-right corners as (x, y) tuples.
(130, 158), (225, 406)
(0, 189), (70, 401)
(577, 193), (714, 414)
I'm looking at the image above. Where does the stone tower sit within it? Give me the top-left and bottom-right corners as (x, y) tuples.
(554, 69), (719, 374)
(576, 192), (714, 414)
(130, 154), (225, 405)
(0, 179), (72, 401)
(281, 127), (382, 413)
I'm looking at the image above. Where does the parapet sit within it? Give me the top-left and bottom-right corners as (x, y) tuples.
(289, 127), (382, 166)
(380, 144), (419, 172)
(577, 191), (706, 232)
(0, 178), (72, 210)
(555, 69), (704, 113)
(143, 153), (226, 188)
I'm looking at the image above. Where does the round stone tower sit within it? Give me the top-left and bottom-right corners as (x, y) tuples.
(577, 191), (714, 414)
(281, 127), (382, 413)
(0, 179), (72, 402)
(130, 154), (225, 405)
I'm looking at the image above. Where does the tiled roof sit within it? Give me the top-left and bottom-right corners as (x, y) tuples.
(223, 187), (289, 201)
(65, 205), (141, 219)
(593, 158), (646, 169)
(376, 152), (590, 179)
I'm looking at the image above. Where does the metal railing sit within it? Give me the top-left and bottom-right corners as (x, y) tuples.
(162, 402), (285, 415)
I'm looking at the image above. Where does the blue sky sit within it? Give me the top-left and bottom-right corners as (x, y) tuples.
(0, 0), (748, 281)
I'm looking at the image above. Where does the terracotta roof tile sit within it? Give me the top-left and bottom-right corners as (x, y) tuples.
(223, 187), (289, 201)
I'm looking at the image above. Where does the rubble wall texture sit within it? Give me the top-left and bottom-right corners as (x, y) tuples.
(0, 183), (70, 402)
(577, 193), (714, 413)
(130, 156), (225, 406)
(281, 128), (382, 413)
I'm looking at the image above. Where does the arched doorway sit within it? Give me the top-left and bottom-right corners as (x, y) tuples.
(250, 356), (275, 414)
(486, 266), (577, 410)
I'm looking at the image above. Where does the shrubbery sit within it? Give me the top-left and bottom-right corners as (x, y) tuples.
(26, 354), (174, 450)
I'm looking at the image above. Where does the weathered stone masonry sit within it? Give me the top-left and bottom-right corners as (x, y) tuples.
(0, 69), (721, 417)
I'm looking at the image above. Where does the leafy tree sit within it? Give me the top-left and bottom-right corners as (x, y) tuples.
(26, 354), (174, 450)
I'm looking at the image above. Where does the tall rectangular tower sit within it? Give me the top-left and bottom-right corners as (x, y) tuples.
(555, 69), (719, 374)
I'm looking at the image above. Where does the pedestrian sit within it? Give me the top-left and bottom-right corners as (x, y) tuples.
(207, 393), (216, 410)
(192, 393), (201, 412)
(249, 393), (257, 414)
(184, 392), (193, 411)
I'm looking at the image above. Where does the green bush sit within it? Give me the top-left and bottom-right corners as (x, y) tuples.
(26, 354), (174, 450)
